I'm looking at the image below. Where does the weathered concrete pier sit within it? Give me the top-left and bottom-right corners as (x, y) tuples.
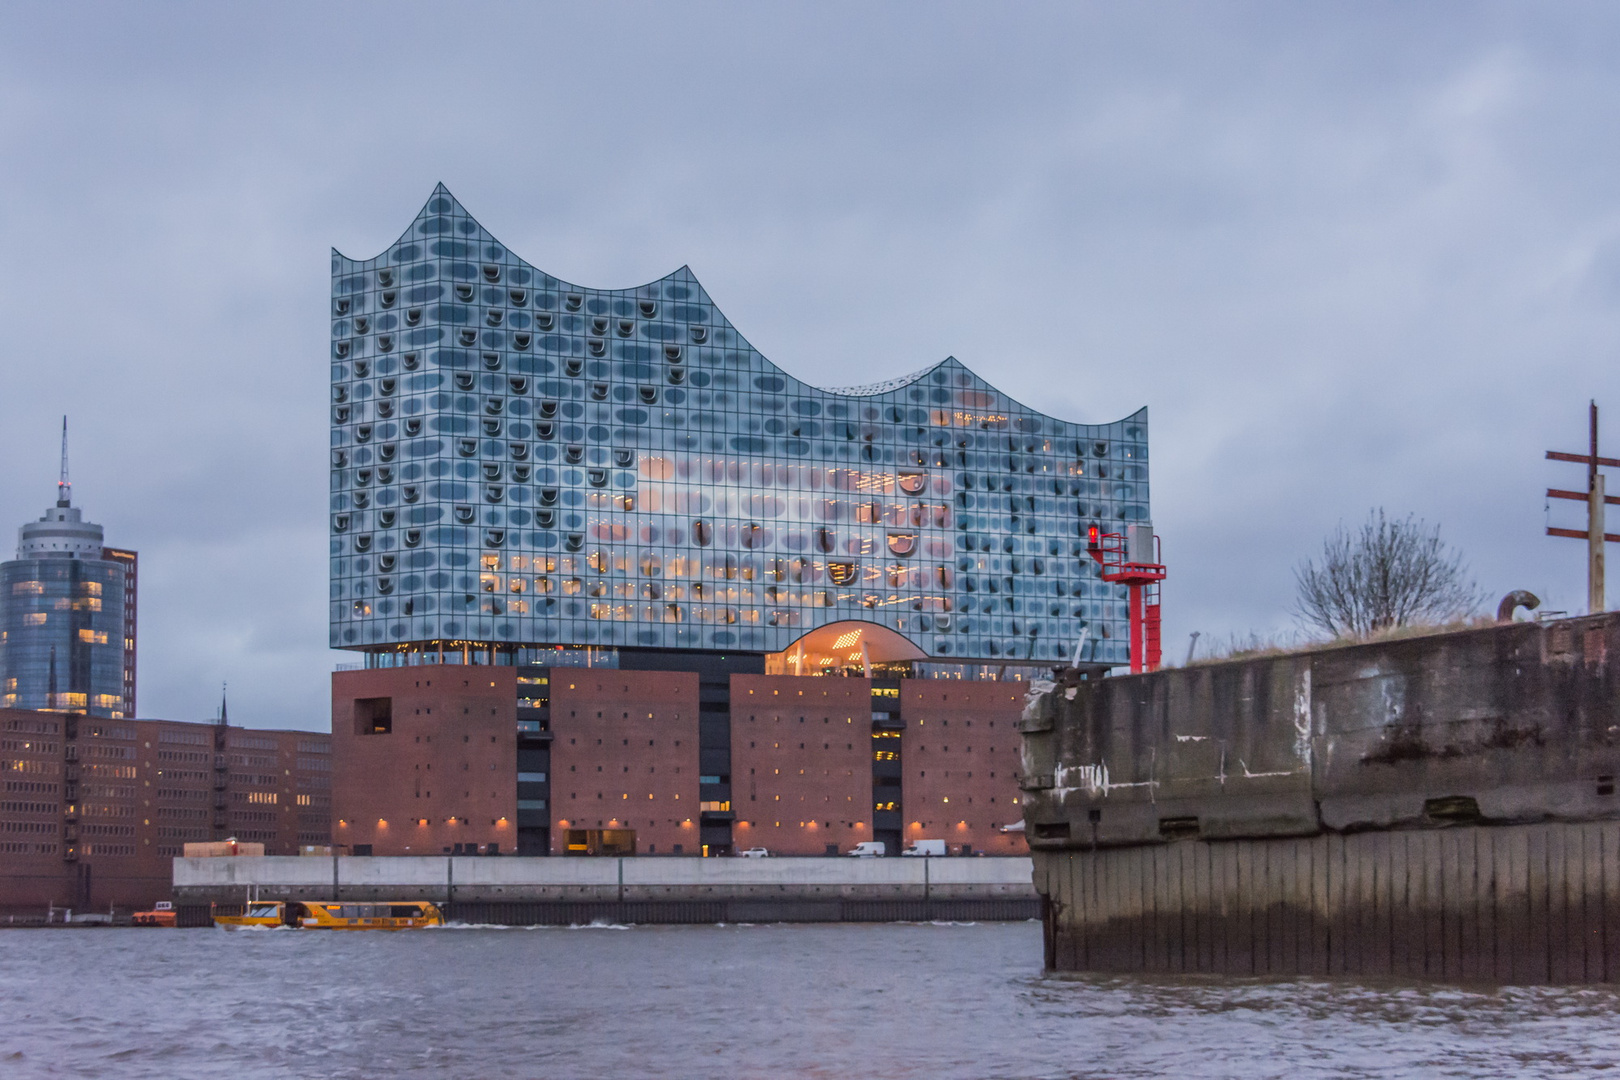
(172, 855), (1038, 926)
(1021, 612), (1620, 983)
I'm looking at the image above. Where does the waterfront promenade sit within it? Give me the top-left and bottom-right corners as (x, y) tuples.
(172, 855), (1039, 925)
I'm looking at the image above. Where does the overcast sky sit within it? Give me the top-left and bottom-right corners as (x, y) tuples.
(0, 3), (1616, 730)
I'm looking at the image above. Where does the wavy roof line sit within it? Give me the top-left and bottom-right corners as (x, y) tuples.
(333, 183), (1144, 427)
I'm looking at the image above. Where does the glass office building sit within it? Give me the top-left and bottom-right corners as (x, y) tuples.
(0, 497), (128, 717)
(330, 186), (1149, 668)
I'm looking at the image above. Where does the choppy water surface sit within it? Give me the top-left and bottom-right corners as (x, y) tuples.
(2, 921), (1618, 1078)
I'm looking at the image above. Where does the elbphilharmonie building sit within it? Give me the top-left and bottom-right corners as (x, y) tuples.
(329, 186), (1151, 860)
(330, 185), (1148, 672)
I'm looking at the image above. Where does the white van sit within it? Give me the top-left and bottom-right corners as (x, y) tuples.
(846, 841), (886, 857)
(901, 839), (946, 857)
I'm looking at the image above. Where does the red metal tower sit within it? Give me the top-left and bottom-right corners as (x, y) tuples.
(1087, 523), (1166, 674)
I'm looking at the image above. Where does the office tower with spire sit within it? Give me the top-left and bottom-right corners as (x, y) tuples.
(0, 421), (133, 717)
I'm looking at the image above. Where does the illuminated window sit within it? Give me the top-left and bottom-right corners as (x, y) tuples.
(78, 630), (108, 645)
(23, 613), (45, 626)
(248, 792), (278, 805)
(11, 581), (43, 595)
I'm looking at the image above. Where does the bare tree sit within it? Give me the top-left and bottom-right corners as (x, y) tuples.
(1293, 509), (1484, 638)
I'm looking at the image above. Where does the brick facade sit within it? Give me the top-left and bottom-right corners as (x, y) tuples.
(902, 681), (1029, 856)
(327, 660), (1031, 863)
(331, 667), (517, 856)
(549, 670), (699, 855)
(0, 709), (331, 916)
(730, 675), (873, 855)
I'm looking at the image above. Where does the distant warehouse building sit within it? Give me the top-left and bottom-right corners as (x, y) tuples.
(0, 711), (331, 916)
(329, 187), (1150, 857)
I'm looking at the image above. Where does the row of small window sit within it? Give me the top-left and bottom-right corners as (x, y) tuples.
(331, 504), (1130, 546)
(331, 456), (1119, 505)
(333, 427), (1139, 480)
(0, 690), (121, 709)
(5, 597), (105, 614)
(9, 617), (110, 644)
(344, 574), (1113, 609)
(343, 577), (1116, 613)
(336, 374), (693, 403)
(343, 597), (1111, 627)
(333, 318), (717, 361)
(342, 549), (1108, 580)
(337, 271), (688, 318)
(329, 516), (1118, 556)
(337, 304), (712, 343)
(9, 581), (103, 596)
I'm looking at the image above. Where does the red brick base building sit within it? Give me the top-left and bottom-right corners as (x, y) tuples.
(331, 653), (1031, 861)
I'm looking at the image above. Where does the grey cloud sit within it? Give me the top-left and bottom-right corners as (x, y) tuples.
(0, 2), (1614, 724)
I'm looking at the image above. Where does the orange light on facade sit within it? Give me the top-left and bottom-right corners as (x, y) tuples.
(417, 819), (428, 827)
(378, 819), (388, 827)
(447, 816), (457, 824)
(558, 819), (570, 827)
(496, 817), (508, 827)
(338, 819), (348, 827)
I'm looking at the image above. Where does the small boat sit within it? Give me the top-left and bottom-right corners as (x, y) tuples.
(214, 900), (443, 930)
(132, 901), (176, 927)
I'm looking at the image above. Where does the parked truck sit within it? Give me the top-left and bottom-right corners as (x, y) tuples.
(846, 841), (886, 857)
(901, 839), (946, 857)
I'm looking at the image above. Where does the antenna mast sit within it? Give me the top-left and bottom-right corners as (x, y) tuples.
(56, 416), (70, 508)
(1546, 400), (1618, 613)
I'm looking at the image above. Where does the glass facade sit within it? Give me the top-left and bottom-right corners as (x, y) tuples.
(0, 503), (128, 717)
(331, 186), (1149, 667)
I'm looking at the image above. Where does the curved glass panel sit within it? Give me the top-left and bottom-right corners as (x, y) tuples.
(329, 186), (1148, 666)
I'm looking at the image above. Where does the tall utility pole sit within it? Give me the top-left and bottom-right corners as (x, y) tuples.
(1546, 401), (1620, 613)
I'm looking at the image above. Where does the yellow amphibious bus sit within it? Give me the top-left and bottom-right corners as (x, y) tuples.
(213, 900), (443, 930)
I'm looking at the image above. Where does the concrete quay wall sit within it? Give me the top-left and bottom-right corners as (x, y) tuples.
(1022, 613), (1620, 982)
(173, 855), (1037, 923)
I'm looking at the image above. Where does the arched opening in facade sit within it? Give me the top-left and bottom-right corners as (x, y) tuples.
(764, 621), (927, 678)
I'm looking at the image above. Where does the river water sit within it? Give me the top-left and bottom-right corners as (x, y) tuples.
(2, 920), (1617, 1078)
